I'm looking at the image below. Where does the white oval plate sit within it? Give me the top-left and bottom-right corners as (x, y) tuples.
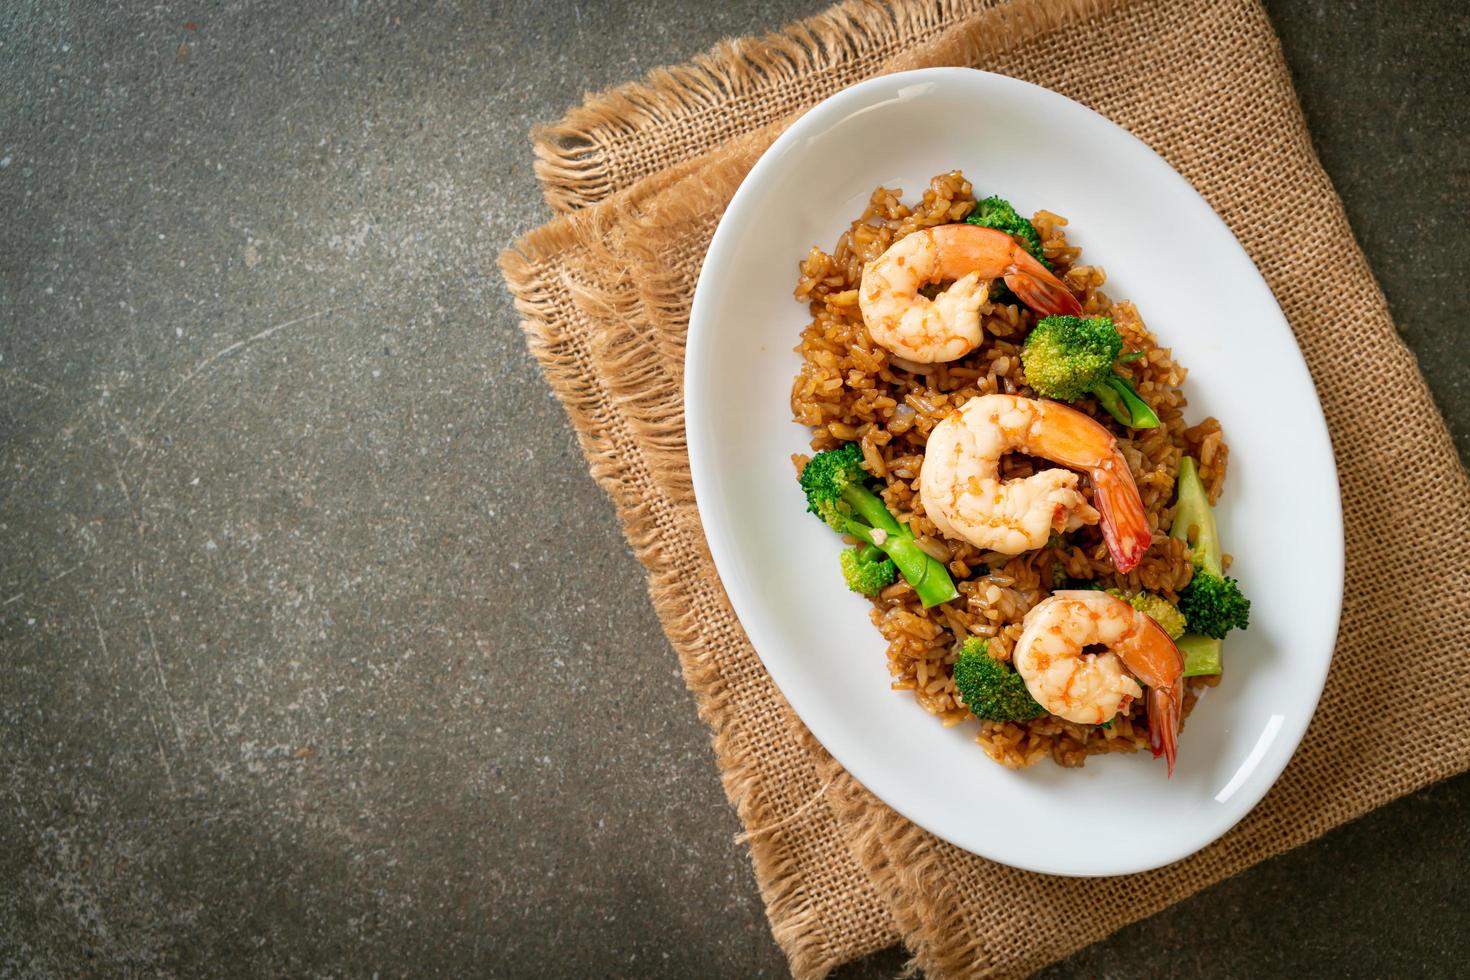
(685, 68), (1343, 876)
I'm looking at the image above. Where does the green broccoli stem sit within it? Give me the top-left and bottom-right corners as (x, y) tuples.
(1169, 457), (1221, 575)
(845, 519), (958, 608)
(1177, 633), (1222, 677)
(1107, 374), (1161, 428)
(1090, 373), (1160, 429)
(1089, 378), (1129, 425)
(840, 484), (902, 535)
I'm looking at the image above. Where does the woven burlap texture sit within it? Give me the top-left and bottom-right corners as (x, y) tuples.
(500, 0), (1470, 977)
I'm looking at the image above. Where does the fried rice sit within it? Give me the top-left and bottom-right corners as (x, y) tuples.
(789, 170), (1229, 769)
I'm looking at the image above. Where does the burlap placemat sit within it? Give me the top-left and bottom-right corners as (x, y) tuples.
(500, 0), (1470, 975)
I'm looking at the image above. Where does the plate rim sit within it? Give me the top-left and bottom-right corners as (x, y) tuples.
(684, 66), (1344, 876)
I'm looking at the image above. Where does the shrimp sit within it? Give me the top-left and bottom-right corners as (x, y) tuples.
(858, 224), (1083, 363)
(919, 394), (1151, 573)
(1013, 590), (1185, 774)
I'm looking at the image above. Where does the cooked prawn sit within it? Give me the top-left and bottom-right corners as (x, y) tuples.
(919, 394), (1151, 573)
(1012, 590), (1184, 774)
(858, 224), (1083, 363)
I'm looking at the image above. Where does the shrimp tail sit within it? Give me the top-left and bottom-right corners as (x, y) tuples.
(1148, 678), (1183, 777)
(1090, 463), (1151, 573)
(1002, 248), (1083, 317)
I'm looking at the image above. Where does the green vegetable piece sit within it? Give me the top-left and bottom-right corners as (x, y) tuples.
(800, 444), (959, 608)
(1101, 373), (1162, 429)
(1022, 315), (1120, 400)
(1177, 633), (1222, 677)
(1021, 315), (1161, 430)
(1129, 592), (1187, 640)
(1170, 456), (1221, 574)
(839, 546), (896, 597)
(952, 638), (1046, 722)
(1103, 588), (1186, 640)
(964, 195), (1049, 268)
(1178, 573), (1251, 639)
(800, 443), (897, 533)
(1170, 457), (1250, 638)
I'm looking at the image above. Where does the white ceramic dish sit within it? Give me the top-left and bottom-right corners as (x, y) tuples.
(685, 68), (1343, 876)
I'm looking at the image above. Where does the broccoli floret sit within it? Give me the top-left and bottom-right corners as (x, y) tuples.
(1178, 573), (1251, 639)
(1102, 587), (1186, 639)
(964, 195), (1048, 268)
(1023, 315), (1120, 401)
(1170, 456), (1250, 650)
(1021, 316), (1161, 429)
(840, 546), (896, 596)
(1129, 592), (1187, 640)
(800, 445), (958, 608)
(799, 443), (877, 532)
(952, 638), (1046, 722)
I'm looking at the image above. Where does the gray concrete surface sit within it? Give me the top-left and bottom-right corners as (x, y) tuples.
(0, 1), (1464, 977)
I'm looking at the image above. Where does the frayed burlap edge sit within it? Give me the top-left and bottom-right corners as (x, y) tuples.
(533, 0), (1134, 214)
(530, 0), (976, 212)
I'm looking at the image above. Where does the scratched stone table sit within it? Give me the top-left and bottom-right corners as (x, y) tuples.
(1, 2), (1465, 976)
